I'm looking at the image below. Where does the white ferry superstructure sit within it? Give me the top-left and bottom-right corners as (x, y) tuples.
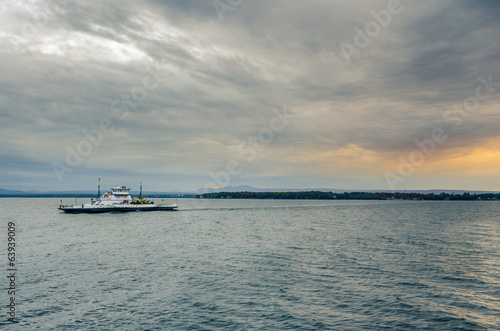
(58, 181), (178, 213)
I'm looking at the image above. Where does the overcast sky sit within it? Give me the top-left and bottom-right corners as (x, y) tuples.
(1, 0), (500, 192)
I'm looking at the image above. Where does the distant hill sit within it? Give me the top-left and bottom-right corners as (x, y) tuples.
(0, 188), (30, 195)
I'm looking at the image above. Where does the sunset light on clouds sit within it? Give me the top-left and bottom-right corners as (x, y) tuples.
(1, 0), (499, 192)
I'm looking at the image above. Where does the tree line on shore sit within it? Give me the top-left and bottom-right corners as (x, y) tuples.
(199, 191), (500, 201)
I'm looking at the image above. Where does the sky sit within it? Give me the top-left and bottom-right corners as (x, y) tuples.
(1, 0), (500, 192)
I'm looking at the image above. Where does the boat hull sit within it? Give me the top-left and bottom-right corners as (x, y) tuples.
(59, 204), (178, 213)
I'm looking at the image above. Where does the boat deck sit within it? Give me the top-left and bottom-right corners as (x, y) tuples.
(59, 204), (178, 213)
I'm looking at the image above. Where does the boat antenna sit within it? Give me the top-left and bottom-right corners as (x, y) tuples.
(139, 180), (143, 199)
(97, 177), (101, 199)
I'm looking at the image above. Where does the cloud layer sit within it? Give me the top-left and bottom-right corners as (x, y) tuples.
(1, 0), (500, 191)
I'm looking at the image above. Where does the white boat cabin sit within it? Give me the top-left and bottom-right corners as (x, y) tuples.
(97, 186), (133, 205)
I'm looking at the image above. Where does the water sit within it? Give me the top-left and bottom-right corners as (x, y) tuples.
(1, 198), (499, 329)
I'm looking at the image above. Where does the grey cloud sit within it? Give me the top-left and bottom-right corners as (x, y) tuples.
(2, 0), (500, 190)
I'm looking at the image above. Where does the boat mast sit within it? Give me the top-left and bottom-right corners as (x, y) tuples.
(139, 180), (143, 199)
(97, 177), (101, 199)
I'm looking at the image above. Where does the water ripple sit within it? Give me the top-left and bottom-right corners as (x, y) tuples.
(1, 198), (499, 329)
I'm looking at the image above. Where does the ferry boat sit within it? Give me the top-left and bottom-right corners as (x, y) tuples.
(59, 180), (178, 213)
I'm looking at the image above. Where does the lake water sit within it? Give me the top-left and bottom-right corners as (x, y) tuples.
(1, 198), (499, 330)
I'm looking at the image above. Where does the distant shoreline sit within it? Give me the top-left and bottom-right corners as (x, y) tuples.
(2, 191), (499, 201)
(198, 191), (500, 201)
